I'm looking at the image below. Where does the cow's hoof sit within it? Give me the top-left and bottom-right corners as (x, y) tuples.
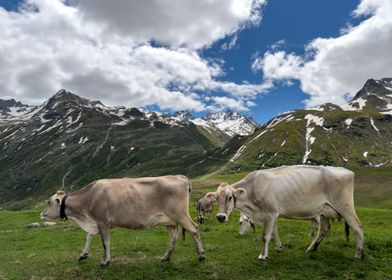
(275, 245), (282, 252)
(257, 255), (267, 262)
(101, 261), (110, 267)
(198, 255), (205, 262)
(356, 250), (365, 260)
(160, 256), (170, 262)
(78, 253), (88, 262)
(306, 247), (316, 253)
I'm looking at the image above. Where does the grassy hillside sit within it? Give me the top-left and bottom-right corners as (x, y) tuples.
(1, 207), (391, 279)
(213, 109), (392, 173)
(0, 120), (220, 210)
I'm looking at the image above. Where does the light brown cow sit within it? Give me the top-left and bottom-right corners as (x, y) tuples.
(40, 176), (205, 266)
(196, 192), (215, 224)
(208, 165), (364, 261)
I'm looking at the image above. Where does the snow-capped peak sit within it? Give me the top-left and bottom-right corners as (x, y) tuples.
(200, 111), (257, 136)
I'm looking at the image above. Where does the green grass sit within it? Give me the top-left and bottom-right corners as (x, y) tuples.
(1, 207), (392, 280)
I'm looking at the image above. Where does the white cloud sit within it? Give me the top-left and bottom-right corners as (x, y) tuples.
(256, 0), (392, 107)
(75, 0), (265, 49)
(209, 96), (249, 111)
(0, 0), (268, 112)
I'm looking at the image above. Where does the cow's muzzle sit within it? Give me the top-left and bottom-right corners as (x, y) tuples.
(216, 213), (227, 223)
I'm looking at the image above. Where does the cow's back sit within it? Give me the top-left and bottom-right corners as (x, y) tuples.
(240, 165), (354, 218)
(87, 175), (191, 228)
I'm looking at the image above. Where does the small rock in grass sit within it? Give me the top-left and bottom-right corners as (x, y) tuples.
(27, 222), (40, 228)
(43, 222), (56, 227)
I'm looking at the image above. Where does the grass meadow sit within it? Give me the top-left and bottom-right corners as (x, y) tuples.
(0, 168), (391, 279)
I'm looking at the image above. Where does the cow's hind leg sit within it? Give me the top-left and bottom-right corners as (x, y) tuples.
(257, 217), (275, 261)
(161, 226), (179, 262)
(179, 217), (205, 261)
(306, 216), (330, 252)
(272, 220), (282, 252)
(79, 233), (95, 261)
(336, 207), (364, 259)
(309, 217), (319, 237)
(98, 224), (111, 267)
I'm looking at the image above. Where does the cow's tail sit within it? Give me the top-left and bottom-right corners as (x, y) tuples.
(188, 179), (192, 193)
(251, 222), (256, 234)
(345, 221), (350, 242)
(182, 226), (186, 244)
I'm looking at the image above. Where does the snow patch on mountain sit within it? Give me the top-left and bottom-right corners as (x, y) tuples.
(302, 114), (324, 164)
(304, 114), (324, 127)
(341, 98), (367, 111)
(345, 119), (353, 127)
(230, 145), (247, 162)
(370, 118), (381, 136)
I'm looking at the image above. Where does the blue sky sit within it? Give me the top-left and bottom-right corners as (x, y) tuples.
(1, 0), (391, 124)
(201, 0), (361, 122)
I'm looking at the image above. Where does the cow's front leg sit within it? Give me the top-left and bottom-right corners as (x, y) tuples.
(257, 218), (275, 261)
(210, 210), (214, 221)
(272, 220), (282, 252)
(161, 226), (179, 262)
(79, 233), (95, 261)
(98, 225), (110, 267)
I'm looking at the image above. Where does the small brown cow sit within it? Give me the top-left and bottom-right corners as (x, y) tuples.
(196, 192), (215, 224)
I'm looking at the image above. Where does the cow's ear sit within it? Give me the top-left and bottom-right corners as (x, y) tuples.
(55, 198), (61, 204)
(233, 188), (247, 199)
(205, 192), (216, 201)
(217, 182), (229, 192)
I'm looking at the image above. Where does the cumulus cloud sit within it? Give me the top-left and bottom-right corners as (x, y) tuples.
(0, 0), (268, 112)
(75, 0), (265, 49)
(256, 0), (392, 107)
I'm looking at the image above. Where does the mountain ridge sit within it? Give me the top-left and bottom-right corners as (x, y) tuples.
(199, 78), (392, 173)
(0, 89), (257, 137)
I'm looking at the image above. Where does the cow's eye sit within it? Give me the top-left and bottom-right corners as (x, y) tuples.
(228, 196), (232, 201)
(47, 201), (50, 205)
(240, 222), (242, 225)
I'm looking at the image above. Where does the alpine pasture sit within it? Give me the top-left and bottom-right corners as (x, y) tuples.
(1, 169), (391, 279)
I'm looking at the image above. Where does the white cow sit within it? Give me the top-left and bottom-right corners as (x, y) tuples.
(239, 213), (256, 235)
(209, 165), (364, 260)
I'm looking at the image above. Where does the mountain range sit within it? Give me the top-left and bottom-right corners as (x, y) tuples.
(0, 78), (391, 209)
(0, 90), (256, 208)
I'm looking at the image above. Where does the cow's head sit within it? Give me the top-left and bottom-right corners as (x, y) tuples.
(40, 190), (65, 220)
(209, 182), (247, 223)
(239, 213), (255, 235)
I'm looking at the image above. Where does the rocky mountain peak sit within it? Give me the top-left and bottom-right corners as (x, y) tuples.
(0, 99), (25, 111)
(46, 89), (93, 108)
(203, 111), (248, 122)
(353, 78), (392, 98)
(342, 78), (392, 112)
(172, 111), (193, 122)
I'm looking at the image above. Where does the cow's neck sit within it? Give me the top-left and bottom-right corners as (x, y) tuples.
(232, 182), (257, 216)
(62, 193), (90, 220)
